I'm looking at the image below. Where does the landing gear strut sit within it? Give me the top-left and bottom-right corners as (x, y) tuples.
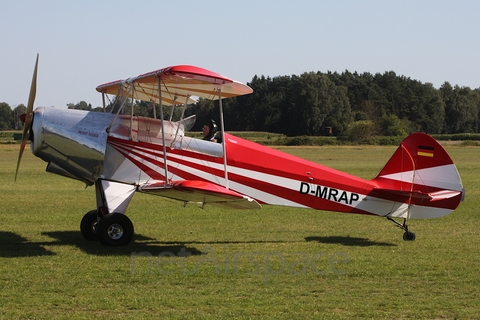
(80, 180), (136, 246)
(387, 217), (416, 241)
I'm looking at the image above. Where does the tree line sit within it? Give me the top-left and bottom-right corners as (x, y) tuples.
(2, 70), (479, 140)
(192, 71), (480, 140)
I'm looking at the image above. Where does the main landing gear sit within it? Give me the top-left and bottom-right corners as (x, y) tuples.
(80, 210), (134, 246)
(81, 180), (137, 246)
(387, 217), (416, 241)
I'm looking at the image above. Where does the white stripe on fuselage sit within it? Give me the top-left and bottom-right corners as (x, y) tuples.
(109, 142), (452, 218)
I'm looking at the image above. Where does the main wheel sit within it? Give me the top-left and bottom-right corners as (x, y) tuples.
(80, 210), (99, 241)
(403, 231), (416, 241)
(96, 213), (134, 246)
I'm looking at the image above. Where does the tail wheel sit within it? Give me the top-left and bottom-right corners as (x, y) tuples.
(96, 213), (134, 246)
(80, 210), (99, 240)
(403, 231), (416, 241)
(387, 217), (416, 241)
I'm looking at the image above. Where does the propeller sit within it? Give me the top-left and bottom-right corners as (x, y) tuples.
(15, 53), (39, 181)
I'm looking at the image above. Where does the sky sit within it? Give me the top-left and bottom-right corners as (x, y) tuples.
(1, 0), (479, 109)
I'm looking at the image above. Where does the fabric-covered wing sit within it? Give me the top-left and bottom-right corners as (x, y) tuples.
(96, 65), (253, 105)
(137, 180), (261, 210)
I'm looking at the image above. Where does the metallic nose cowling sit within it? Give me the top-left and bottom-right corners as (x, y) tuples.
(30, 107), (112, 185)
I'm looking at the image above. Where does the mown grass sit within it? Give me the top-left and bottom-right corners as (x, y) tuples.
(1, 143), (479, 319)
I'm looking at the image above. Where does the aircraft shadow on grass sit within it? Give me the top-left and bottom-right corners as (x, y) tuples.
(40, 231), (311, 256)
(0, 231), (202, 257)
(0, 231), (396, 258)
(41, 231), (205, 256)
(0, 231), (55, 257)
(305, 236), (396, 247)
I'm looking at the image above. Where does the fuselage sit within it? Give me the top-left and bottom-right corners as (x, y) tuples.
(30, 107), (463, 220)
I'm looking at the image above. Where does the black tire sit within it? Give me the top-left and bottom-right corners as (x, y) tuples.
(96, 213), (134, 246)
(80, 210), (99, 241)
(403, 231), (416, 241)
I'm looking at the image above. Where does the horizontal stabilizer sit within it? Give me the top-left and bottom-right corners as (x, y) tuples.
(370, 188), (433, 201)
(427, 190), (464, 202)
(138, 180), (261, 210)
(371, 188), (463, 202)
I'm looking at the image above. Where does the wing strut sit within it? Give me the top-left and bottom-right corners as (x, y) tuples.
(168, 97), (178, 121)
(101, 92), (107, 112)
(152, 96), (157, 119)
(157, 76), (169, 182)
(106, 84), (130, 133)
(218, 88), (229, 190)
(171, 94), (190, 147)
(129, 85), (135, 140)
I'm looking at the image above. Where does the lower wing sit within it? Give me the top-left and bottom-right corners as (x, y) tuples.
(137, 180), (261, 210)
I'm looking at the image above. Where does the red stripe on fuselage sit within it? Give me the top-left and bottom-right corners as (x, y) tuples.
(107, 135), (458, 214)
(107, 136), (375, 214)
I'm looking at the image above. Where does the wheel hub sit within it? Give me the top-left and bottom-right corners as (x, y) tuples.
(91, 221), (97, 234)
(107, 223), (124, 240)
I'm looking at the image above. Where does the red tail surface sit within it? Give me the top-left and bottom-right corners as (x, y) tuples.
(371, 133), (464, 219)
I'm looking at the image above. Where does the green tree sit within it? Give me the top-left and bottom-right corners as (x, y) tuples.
(0, 102), (13, 130)
(189, 98), (217, 132)
(379, 114), (408, 136)
(441, 82), (478, 133)
(281, 72), (352, 136)
(344, 120), (376, 142)
(67, 101), (92, 110)
(405, 82), (444, 134)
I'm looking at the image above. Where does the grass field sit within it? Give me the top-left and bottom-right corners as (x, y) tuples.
(1, 143), (479, 319)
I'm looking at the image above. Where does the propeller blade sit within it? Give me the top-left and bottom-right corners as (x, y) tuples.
(15, 53), (39, 181)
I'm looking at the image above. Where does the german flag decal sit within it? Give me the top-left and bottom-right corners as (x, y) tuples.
(417, 145), (434, 157)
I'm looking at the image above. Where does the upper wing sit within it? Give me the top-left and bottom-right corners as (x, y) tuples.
(137, 180), (261, 210)
(96, 65), (253, 105)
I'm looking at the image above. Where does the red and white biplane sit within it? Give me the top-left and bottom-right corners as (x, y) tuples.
(15, 54), (465, 246)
